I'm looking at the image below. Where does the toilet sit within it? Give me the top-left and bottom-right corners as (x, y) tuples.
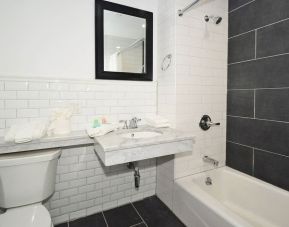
(0, 149), (61, 227)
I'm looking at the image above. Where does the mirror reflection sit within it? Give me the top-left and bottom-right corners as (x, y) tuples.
(104, 10), (146, 74)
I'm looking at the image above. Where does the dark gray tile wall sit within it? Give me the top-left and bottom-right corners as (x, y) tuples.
(227, 0), (289, 191)
(228, 31), (255, 63)
(229, 0), (253, 12)
(227, 90), (254, 117)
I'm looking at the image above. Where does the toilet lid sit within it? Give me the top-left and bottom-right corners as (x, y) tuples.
(0, 204), (51, 227)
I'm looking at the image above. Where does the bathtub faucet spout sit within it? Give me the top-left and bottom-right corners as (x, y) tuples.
(203, 156), (219, 167)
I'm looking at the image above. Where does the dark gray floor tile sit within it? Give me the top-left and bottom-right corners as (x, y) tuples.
(55, 223), (68, 227)
(228, 31), (255, 63)
(254, 149), (289, 191)
(227, 117), (289, 156)
(227, 90), (254, 117)
(256, 88), (289, 122)
(69, 213), (107, 227)
(257, 19), (289, 58)
(226, 142), (253, 175)
(103, 204), (141, 227)
(229, 0), (253, 11)
(133, 196), (185, 227)
(228, 54), (289, 89)
(229, 0), (289, 37)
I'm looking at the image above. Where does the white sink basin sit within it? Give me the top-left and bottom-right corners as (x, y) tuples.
(120, 131), (162, 139)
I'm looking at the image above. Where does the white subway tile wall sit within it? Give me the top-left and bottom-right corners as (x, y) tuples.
(174, 0), (228, 178)
(0, 78), (157, 224)
(0, 78), (157, 136)
(156, 0), (228, 207)
(45, 145), (156, 224)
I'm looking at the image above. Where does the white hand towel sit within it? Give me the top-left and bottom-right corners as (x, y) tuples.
(86, 124), (117, 138)
(5, 120), (48, 143)
(145, 115), (171, 128)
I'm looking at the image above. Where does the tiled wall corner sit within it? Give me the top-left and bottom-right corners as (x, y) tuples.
(155, 0), (177, 209)
(156, 155), (175, 210)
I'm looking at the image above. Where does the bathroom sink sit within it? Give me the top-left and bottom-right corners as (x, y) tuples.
(94, 126), (195, 166)
(120, 131), (162, 139)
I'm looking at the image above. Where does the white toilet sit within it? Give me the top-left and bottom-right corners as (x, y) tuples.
(0, 149), (61, 227)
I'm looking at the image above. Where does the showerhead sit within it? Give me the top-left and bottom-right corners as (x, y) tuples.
(204, 15), (222, 25)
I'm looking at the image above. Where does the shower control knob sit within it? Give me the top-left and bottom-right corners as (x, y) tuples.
(199, 115), (220, 131)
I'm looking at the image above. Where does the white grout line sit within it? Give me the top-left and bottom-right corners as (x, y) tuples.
(227, 140), (254, 149)
(129, 222), (145, 227)
(229, 17), (289, 39)
(228, 52), (289, 66)
(229, 0), (256, 14)
(253, 89), (256, 118)
(227, 115), (289, 124)
(254, 30), (257, 59)
(227, 140), (289, 159)
(229, 29), (256, 40)
(228, 87), (289, 91)
(252, 148), (255, 176)
(131, 203), (148, 227)
(102, 212), (109, 227)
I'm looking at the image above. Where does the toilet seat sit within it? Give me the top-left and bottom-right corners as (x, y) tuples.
(0, 204), (52, 227)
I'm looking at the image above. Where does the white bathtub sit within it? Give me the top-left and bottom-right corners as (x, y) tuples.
(173, 167), (289, 227)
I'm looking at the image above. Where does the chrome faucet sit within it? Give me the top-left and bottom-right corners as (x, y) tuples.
(128, 117), (141, 129)
(119, 117), (141, 129)
(203, 156), (219, 167)
(119, 120), (128, 129)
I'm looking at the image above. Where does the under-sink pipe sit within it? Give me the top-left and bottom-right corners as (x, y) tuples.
(127, 162), (140, 189)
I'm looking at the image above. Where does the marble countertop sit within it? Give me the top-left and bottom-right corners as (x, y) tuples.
(0, 126), (195, 157)
(94, 126), (195, 152)
(0, 131), (94, 154)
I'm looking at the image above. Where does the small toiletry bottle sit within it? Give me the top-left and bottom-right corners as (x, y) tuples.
(93, 119), (101, 128)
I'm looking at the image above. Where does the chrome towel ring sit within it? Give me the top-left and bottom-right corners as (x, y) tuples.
(161, 54), (172, 71)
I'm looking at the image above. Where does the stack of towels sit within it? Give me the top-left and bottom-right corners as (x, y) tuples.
(145, 115), (171, 128)
(86, 124), (117, 138)
(5, 120), (48, 143)
(86, 117), (117, 138)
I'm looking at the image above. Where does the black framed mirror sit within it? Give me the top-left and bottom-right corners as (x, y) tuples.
(95, 1), (153, 81)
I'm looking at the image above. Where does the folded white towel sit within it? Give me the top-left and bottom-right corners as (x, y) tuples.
(86, 124), (117, 138)
(145, 115), (171, 128)
(5, 120), (48, 143)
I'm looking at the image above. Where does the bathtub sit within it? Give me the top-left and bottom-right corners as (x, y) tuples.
(173, 167), (289, 227)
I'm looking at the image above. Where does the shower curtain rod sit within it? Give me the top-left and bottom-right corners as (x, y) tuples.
(178, 0), (200, 16)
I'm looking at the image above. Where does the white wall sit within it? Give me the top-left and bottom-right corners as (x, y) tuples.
(0, 0), (157, 80)
(0, 0), (158, 136)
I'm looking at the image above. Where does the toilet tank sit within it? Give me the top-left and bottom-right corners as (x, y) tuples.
(0, 149), (61, 209)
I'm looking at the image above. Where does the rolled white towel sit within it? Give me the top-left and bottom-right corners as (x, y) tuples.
(5, 120), (48, 143)
(86, 124), (117, 138)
